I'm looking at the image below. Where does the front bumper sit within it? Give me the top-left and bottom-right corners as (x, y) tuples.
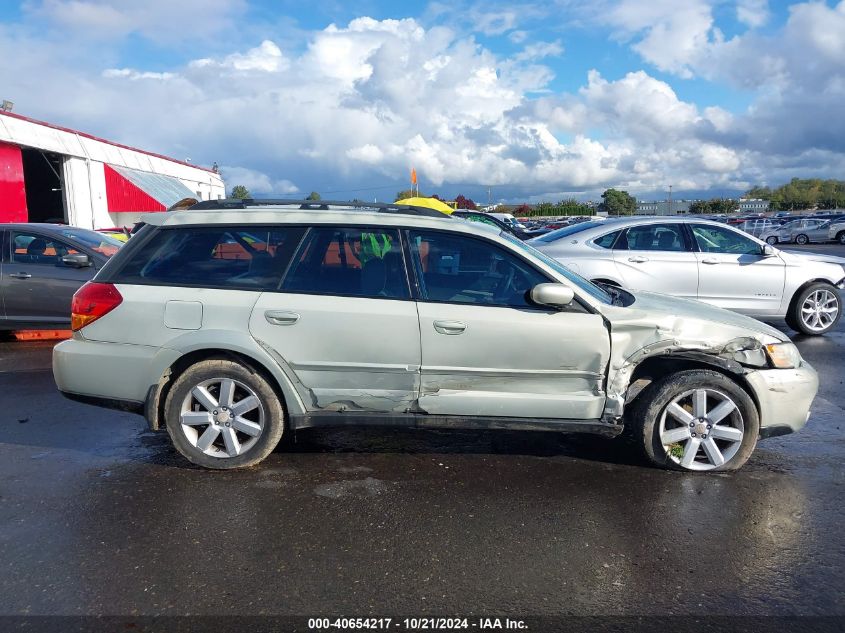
(744, 360), (819, 438)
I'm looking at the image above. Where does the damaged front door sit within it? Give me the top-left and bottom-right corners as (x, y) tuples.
(408, 230), (610, 420)
(249, 226), (420, 413)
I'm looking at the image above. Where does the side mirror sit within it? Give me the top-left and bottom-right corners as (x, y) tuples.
(762, 244), (777, 257)
(530, 283), (575, 308)
(61, 253), (92, 268)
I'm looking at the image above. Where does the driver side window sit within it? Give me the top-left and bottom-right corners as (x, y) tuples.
(691, 224), (761, 255)
(408, 230), (549, 308)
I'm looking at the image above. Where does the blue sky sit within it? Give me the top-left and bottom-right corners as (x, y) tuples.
(1, 1), (843, 203)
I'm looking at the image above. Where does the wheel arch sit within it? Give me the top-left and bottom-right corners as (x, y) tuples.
(145, 336), (306, 431)
(786, 278), (841, 316)
(623, 354), (761, 421)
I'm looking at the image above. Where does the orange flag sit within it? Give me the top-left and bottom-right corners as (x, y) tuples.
(410, 168), (418, 185)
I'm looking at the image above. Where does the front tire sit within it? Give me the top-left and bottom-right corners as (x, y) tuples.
(795, 234), (809, 245)
(627, 370), (759, 472)
(787, 283), (842, 335)
(837, 231), (845, 245)
(164, 358), (285, 469)
(765, 236), (778, 245)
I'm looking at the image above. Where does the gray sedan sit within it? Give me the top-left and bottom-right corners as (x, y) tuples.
(760, 219), (832, 245)
(0, 224), (123, 330)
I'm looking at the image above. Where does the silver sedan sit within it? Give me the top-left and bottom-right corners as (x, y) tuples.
(760, 219), (832, 245)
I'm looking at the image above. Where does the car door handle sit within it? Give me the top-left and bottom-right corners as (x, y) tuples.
(433, 320), (467, 335)
(8, 272), (32, 279)
(627, 256), (649, 263)
(701, 258), (720, 265)
(264, 310), (300, 326)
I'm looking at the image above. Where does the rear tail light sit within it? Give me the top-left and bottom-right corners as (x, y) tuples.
(71, 282), (123, 331)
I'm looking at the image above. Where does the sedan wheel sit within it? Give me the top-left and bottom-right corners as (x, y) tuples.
(795, 234), (809, 245)
(658, 388), (744, 471)
(765, 236), (778, 245)
(789, 285), (842, 335)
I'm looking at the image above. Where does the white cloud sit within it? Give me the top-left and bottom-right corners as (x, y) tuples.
(190, 40), (288, 72)
(513, 40), (564, 62)
(736, 0), (770, 28)
(219, 166), (298, 195)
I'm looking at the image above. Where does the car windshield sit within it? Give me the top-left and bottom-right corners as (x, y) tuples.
(531, 221), (606, 243)
(500, 232), (614, 305)
(58, 228), (123, 257)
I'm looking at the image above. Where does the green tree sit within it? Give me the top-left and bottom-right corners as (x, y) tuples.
(229, 185), (250, 199)
(395, 189), (425, 201)
(600, 188), (636, 216)
(306, 191), (321, 201)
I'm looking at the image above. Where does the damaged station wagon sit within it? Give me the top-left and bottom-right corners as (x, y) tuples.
(53, 200), (819, 472)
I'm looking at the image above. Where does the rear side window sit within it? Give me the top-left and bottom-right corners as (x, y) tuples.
(281, 227), (409, 299)
(619, 224), (687, 251)
(111, 226), (305, 289)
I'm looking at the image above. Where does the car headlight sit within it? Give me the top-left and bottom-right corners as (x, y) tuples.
(764, 342), (802, 369)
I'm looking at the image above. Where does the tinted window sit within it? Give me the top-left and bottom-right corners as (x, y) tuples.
(113, 226), (304, 289)
(11, 232), (82, 265)
(593, 230), (620, 249)
(282, 227), (408, 299)
(621, 224), (687, 251)
(55, 228), (122, 257)
(691, 224), (761, 255)
(408, 230), (549, 308)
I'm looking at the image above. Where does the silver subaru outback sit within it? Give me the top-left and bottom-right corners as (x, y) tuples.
(53, 200), (819, 472)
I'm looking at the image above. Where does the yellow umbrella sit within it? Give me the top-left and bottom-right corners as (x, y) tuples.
(396, 197), (454, 216)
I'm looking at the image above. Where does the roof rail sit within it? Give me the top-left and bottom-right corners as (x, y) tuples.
(189, 198), (452, 219)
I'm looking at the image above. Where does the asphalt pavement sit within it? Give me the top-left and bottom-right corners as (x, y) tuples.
(1, 260), (844, 620)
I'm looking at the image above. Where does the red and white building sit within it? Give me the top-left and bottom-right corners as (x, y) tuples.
(0, 110), (225, 229)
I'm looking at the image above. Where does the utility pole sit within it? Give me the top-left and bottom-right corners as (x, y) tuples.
(668, 184), (673, 216)
(487, 187), (492, 208)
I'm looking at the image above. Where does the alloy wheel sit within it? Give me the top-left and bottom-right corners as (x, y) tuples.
(796, 234), (809, 245)
(179, 377), (265, 458)
(658, 388), (744, 471)
(800, 288), (840, 333)
(765, 236), (778, 245)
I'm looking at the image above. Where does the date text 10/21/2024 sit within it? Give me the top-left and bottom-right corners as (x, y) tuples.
(308, 618), (529, 630)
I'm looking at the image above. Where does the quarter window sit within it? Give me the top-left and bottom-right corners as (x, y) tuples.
(112, 226), (305, 289)
(593, 230), (620, 249)
(281, 227), (409, 299)
(408, 230), (549, 308)
(691, 224), (761, 255)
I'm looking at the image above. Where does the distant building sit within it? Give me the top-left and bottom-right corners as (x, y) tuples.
(739, 198), (770, 212)
(635, 200), (693, 215)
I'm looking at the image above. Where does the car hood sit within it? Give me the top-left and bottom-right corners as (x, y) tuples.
(779, 249), (845, 266)
(598, 289), (789, 344)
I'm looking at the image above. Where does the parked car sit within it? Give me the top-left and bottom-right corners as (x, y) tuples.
(827, 220), (845, 245)
(736, 218), (783, 239)
(1, 224), (123, 330)
(53, 200), (818, 473)
(760, 218), (831, 245)
(529, 217), (845, 335)
(452, 210), (535, 240)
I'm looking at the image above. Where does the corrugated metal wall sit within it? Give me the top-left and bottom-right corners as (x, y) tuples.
(0, 141), (27, 222)
(103, 164), (166, 212)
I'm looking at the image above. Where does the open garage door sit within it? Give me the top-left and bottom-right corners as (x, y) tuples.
(21, 148), (66, 223)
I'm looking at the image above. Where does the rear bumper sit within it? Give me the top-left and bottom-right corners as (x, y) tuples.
(745, 361), (818, 437)
(53, 337), (180, 406)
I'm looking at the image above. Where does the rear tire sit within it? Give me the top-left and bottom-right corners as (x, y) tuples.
(164, 358), (285, 469)
(787, 282), (841, 335)
(838, 231), (845, 245)
(795, 234), (809, 245)
(765, 236), (778, 245)
(626, 370), (759, 472)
